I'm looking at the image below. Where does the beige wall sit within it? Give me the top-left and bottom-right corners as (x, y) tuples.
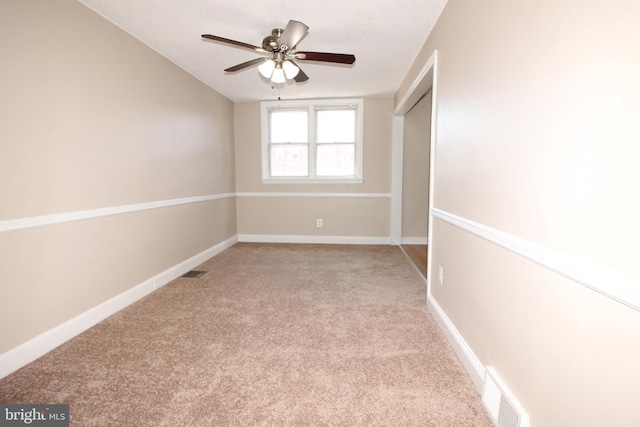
(234, 98), (393, 240)
(0, 0), (236, 353)
(397, 0), (640, 425)
(402, 91), (431, 240)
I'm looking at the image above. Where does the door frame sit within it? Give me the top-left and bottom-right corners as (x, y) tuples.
(391, 50), (438, 294)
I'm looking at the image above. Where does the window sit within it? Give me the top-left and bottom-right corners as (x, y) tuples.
(261, 98), (364, 183)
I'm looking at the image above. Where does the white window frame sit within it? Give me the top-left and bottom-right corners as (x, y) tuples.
(260, 98), (364, 184)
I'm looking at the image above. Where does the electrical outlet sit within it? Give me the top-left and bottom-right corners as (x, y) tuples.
(438, 265), (444, 285)
(316, 219), (323, 228)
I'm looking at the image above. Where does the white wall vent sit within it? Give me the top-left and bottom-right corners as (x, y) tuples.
(482, 367), (529, 427)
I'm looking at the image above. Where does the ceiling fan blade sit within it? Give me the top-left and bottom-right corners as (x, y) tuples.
(278, 20), (309, 51)
(295, 51), (356, 64)
(290, 61), (309, 82)
(202, 34), (265, 52)
(224, 57), (267, 73)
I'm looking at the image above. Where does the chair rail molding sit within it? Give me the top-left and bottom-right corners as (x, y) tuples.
(432, 208), (640, 311)
(0, 194), (235, 234)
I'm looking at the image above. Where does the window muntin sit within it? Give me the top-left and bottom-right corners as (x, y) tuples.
(261, 99), (363, 183)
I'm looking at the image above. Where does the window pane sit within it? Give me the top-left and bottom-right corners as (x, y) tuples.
(317, 144), (355, 176)
(316, 109), (356, 143)
(270, 145), (308, 176)
(270, 110), (308, 143)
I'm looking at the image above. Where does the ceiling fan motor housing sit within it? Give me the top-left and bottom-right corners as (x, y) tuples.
(262, 28), (284, 52)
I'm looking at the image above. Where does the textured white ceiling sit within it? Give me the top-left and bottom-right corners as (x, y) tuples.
(78, 0), (447, 102)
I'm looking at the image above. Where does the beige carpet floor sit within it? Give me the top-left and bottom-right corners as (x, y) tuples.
(0, 243), (492, 426)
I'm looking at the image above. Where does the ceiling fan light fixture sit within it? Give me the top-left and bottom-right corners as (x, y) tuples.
(282, 60), (300, 79)
(258, 59), (276, 78)
(202, 19), (355, 86)
(271, 65), (286, 84)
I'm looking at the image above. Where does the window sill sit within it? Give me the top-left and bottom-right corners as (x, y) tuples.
(262, 178), (364, 185)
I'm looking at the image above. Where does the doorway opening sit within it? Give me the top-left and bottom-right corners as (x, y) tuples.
(400, 89), (432, 277)
(392, 50), (437, 289)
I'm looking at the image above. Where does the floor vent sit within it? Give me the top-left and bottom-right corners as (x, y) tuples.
(181, 270), (206, 278)
(482, 367), (529, 427)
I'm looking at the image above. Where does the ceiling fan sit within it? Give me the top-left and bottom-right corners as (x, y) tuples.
(201, 20), (356, 84)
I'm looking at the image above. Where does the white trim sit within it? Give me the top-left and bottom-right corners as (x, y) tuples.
(0, 236), (238, 380)
(426, 51), (438, 299)
(427, 293), (485, 391)
(432, 208), (640, 311)
(483, 366), (530, 427)
(394, 51), (437, 116)
(236, 192), (390, 198)
(392, 50), (439, 280)
(401, 237), (428, 245)
(261, 178), (364, 185)
(391, 116), (404, 245)
(238, 234), (391, 245)
(260, 98), (364, 182)
(0, 194), (235, 234)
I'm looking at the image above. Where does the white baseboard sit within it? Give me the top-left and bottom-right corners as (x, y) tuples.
(427, 293), (485, 392)
(0, 236), (238, 380)
(237, 234), (391, 245)
(401, 237), (428, 245)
